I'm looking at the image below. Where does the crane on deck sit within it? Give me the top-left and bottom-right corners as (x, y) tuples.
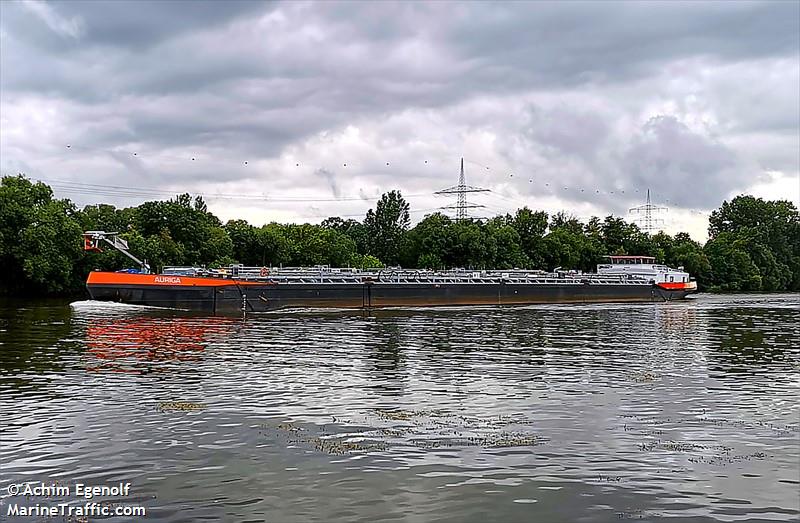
(82, 231), (151, 273)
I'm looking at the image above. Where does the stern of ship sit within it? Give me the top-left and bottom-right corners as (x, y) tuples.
(654, 280), (698, 300)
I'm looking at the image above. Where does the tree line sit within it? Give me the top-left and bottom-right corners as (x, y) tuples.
(1, 174), (798, 295)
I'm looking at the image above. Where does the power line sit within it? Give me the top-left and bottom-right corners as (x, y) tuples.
(31, 143), (719, 213)
(34, 177), (431, 203)
(295, 206), (442, 221)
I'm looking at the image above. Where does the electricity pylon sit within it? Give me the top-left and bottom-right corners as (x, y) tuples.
(629, 189), (668, 234)
(435, 158), (489, 221)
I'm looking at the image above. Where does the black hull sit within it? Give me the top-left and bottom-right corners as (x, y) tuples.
(87, 281), (693, 313)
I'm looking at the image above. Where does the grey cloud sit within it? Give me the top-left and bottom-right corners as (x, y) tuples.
(12, 1), (795, 106)
(106, 150), (151, 180)
(316, 168), (341, 198)
(524, 105), (611, 162)
(499, 108), (748, 213)
(3, 0), (265, 50)
(448, 2), (799, 84)
(1, 0), (797, 224)
(20, 0), (86, 39)
(623, 116), (740, 208)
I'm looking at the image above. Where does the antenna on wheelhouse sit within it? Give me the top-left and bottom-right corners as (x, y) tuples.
(435, 158), (490, 221)
(629, 189), (668, 234)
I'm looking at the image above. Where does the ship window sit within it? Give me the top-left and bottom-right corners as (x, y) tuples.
(669, 276), (674, 282)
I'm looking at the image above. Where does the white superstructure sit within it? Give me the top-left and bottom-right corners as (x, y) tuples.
(597, 256), (691, 285)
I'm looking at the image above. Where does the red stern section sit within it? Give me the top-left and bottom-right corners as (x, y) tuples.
(656, 281), (698, 291)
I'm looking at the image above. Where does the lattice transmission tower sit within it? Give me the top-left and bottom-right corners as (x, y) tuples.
(435, 158), (490, 221)
(629, 189), (668, 234)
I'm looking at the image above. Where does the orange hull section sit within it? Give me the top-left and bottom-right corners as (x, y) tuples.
(86, 271), (264, 287)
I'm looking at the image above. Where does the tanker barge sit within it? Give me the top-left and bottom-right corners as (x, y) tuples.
(83, 232), (697, 313)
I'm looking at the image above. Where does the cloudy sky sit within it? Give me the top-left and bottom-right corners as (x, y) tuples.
(2, 0), (798, 240)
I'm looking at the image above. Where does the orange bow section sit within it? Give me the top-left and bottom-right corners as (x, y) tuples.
(87, 271), (265, 287)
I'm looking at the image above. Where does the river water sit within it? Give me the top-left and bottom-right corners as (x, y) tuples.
(0, 294), (798, 522)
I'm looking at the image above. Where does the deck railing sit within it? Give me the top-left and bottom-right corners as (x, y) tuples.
(161, 265), (653, 285)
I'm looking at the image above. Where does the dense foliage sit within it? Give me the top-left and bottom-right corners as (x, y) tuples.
(1, 175), (798, 295)
(705, 196), (800, 291)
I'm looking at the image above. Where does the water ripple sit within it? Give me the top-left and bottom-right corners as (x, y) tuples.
(0, 293), (798, 522)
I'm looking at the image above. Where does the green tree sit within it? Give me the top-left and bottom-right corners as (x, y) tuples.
(667, 233), (711, 288)
(708, 196), (799, 291)
(484, 217), (528, 268)
(545, 212), (604, 271)
(401, 212), (452, 269)
(131, 194), (231, 268)
(258, 224), (292, 266)
(76, 203), (134, 233)
(704, 232), (762, 291)
(446, 220), (491, 268)
(550, 212), (583, 235)
(510, 207), (548, 268)
(225, 219), (259, 265)
(349, 254), (384, 269)
(0, 175), (84, 294)
(364, 190), (410, 265)
(206, 226), (234, 266)
(322, 217), (369, 254)
(542, 228), (581, 270)
(282, 224), (357, 267)
(601, 216), (640, 255)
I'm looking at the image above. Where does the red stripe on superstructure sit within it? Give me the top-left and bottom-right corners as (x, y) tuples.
(86, 271), (265, 287)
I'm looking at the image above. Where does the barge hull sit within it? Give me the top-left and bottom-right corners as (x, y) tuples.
(87, 274), (693, 313)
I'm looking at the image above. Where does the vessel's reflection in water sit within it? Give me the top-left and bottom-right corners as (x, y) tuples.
(85, 315), (238, 374)
(653, 302), (699, 341)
